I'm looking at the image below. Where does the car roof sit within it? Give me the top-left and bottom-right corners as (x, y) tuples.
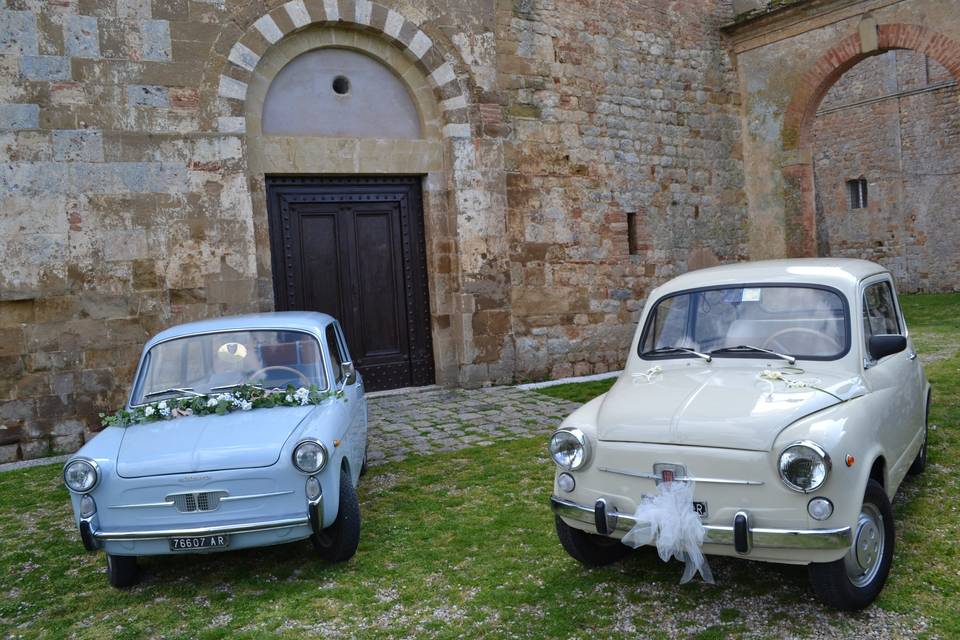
(653, 258), (889, 298)
(144, 311), (335, 349)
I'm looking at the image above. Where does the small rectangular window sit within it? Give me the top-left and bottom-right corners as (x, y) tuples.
(847, 178), (868, 209)
(627, 211), (640, 255)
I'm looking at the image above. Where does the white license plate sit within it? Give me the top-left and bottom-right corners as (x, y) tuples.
(169, 534), (229, 551)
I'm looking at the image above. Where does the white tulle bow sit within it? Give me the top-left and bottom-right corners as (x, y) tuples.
(620, 481), (715, 584)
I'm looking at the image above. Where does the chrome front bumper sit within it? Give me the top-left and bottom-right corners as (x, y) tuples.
(88, 516), (311, 542)
(79, 493), (323, 548)
(551, 496), (852, 552)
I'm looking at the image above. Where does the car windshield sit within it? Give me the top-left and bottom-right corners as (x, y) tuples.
(639, 286), (848, 360)
(133, 330), (326, 404)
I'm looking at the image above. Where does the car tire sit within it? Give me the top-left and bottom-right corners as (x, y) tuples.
(555, 516), (632, 567)
(106, 554), (139, 588)
(311, 468), (361, 563)
(808, 479), (894, 610)
(908, 395), (930, 476)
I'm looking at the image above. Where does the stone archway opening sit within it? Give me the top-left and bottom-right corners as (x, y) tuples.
(780, 23), (960, 277)
(810, 49), (960, 291)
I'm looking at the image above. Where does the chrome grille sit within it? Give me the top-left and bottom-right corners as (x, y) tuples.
(167, 491), (226, 513)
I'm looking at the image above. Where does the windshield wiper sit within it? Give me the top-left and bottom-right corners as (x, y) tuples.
(144, 387), (200, 399)
(209, 383), (264, 393)
(709, 345), (796, 365)
(641, 346), (712, 362)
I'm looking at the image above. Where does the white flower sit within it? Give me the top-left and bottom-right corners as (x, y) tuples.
(158, 401), (168, 409)
(206, 398), (218, 408)
(159, 405), (171, 418)
(144, 405), (156, 417)
(293, 387), (311, 406)
(285, 394), (293, 403)
(239, 400), (253, 411)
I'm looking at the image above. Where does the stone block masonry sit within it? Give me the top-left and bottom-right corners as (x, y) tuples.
(0, 0), (749, 461)
(0, 3), (263, 462)
(812, 50), (960, 292)
(497, 0), (748, 381)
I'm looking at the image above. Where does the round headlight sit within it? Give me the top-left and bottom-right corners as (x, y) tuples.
(63, 459), (99, 493)
(549, 428), (590, 471)
(292, 440), (328, 474)
(778, 442), (831, 493)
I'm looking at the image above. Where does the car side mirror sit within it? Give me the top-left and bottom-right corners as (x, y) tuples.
(340, 361), (357, 386)
(868, 334), (907, 361)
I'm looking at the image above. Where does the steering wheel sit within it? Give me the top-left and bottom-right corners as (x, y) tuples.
(761, 327), (842, 355)
(247, 365), (311, 388)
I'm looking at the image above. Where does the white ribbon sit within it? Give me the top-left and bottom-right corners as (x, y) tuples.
(620, 481), (714, 584)
(631, 365), (663, 384)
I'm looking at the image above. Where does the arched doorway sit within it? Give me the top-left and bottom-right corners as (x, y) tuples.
(810, 49), (959, 291)
(780, 23), (960, 275)
(201, 3), (516, 390)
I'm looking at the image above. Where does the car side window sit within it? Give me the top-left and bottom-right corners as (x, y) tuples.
(862, 281), (901, 344)
(325, 324), (344, 383)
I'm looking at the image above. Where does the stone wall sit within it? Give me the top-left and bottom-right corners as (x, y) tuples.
(726, 0), (960, 263)
(497, 0), (747, 381)
(0, 1), (266, 461)
(0, 0), (749, 460)
(812, 50), (960, 291)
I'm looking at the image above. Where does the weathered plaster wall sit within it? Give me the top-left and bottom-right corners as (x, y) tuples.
(812, 50), (960, 291)
(497, 0), (747, 381)
(728, 0), (960, 263)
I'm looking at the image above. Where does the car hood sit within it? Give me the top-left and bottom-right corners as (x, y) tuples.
(116, 406), (314, 478)
(596, 363), (864, 451)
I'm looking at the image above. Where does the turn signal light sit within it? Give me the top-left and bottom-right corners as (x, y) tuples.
(845, 454), (855, 467)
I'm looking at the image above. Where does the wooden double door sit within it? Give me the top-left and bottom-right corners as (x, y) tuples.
(266, 177), (435, 392)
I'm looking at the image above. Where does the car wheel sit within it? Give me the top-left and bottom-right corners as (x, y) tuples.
(106, 554), (139, 588)
(808, 479), (894, 610)
(908, 395), (930, 476)
(555, 516), (632, 567)
(311, 468), (361, 563)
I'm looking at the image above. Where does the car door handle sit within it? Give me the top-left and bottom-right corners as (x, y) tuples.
(908, 352), (917, 360)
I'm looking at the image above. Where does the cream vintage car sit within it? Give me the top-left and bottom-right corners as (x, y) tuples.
(549, 259), (929, 610)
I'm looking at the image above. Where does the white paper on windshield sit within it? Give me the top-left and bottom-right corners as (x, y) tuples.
(741, 288), (762, 302)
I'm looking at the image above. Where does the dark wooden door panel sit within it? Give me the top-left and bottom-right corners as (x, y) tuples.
(266, 177), (434, 392)
(296, 207), (347, 319)
(351, 206), (406, 361)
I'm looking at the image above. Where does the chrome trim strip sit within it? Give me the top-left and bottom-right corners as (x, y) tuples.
(108, 501), (172, 510)
(92, 516), (310, 540)
(220, 490), (295, 503)
(551, 496), (851, 550)
(598, 466), (764, 486)
(108, 490), (295, 510)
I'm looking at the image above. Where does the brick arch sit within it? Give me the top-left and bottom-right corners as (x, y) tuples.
(207, 0), (472, 138)
(779, 24), (960, 256)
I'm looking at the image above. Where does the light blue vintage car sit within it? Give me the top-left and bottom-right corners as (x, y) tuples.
(62, 312), (368, 587)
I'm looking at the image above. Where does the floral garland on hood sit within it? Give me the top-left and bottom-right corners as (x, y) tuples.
(100, 384), (342, 428)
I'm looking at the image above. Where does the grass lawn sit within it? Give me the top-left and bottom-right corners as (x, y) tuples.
(1, 293), (957, 639)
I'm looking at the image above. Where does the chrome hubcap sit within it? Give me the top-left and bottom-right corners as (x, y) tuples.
(844, 503), (884, 587)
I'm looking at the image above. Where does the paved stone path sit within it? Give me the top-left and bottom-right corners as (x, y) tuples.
(365, 386), (582, 467)
(0, 386), (582, 473)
